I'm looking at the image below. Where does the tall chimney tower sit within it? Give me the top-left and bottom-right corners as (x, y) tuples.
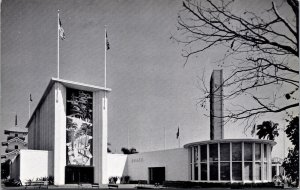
(210, 70), (224, 140)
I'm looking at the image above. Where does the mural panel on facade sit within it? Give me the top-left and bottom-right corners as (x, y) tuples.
(66, 88), (93, 166)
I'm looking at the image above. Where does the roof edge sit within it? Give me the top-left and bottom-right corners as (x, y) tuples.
(26, 78), (111, 128)
(4, 130), (28, 134)
(7, 137), (27, 145)
(184, 138), (277, 148)
(51, 78), (112, 92)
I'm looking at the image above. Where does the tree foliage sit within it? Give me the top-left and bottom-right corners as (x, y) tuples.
(255, 121), (279, 140)
(282, 116), (299, 186)
(1, 160), (10, 179)
(285, 116), (299, 148)
(121, 147), (139, 154)
(174, 0), (299, 127)
(67, 90), (93, 122)
(107, 142), (112, 153)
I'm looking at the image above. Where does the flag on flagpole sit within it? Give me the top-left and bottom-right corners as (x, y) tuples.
(15, 114), (18, 126)
(106, 31), (110, 50)
(59, 18), (66, 40)
(176, 127), (180, 139)
(30, 94), (33, 102)
(251, 125), (257, 136)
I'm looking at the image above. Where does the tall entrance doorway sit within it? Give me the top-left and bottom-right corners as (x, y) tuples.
(148, 167), (165, 185)
(65, 166), (94, 184)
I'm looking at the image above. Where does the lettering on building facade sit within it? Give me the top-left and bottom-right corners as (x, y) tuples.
(131, 157), (144, 163)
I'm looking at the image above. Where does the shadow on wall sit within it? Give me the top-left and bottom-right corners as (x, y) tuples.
(47, 151), (54, 177)
(107, 153), (128, 184)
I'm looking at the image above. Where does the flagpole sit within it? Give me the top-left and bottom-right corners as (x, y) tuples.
(57, 10), (60, 79)
(103, 26), (107, 110)
(104, 26), (107, 90)
(15, 113), (18, 127)
(164, 126), (166, 150)
(29, 97), (31, 119)
(127, 125), (130, 149)
(178, 126), (180, 148)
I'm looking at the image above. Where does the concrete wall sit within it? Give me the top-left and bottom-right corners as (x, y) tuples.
(26, 81), (65, 185)
(53, 82), (67, 185)
(127, 148), (189, 182)
(27, 84), (55, 150)
(17, 150), (53, 183)
(93, 93), (108, 184)
(107, 154), (128, 182)
(24, 79), (111, 185)
(210, 70), (223, 140)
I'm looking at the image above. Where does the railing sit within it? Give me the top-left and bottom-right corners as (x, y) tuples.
(25, 181), (49, 189)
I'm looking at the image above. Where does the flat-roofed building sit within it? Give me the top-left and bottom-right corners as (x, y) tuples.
(15, 78), (110, 185)
(8, 70), (277, 185)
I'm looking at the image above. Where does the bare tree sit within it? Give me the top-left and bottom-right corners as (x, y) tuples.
(173, 0), (299, 128)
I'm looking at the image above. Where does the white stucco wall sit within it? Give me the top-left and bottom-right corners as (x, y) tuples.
(93, 93), (108, 184)
(23, 79), (111, 185)
(54, 82), (67, 185)
(127, 148), (189, 182)
(107, 154), (128, 182)
(18, 149), (54, 183)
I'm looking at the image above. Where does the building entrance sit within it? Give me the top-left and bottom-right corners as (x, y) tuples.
(148, 167), (165, 185)
(65, 166), (94, 184)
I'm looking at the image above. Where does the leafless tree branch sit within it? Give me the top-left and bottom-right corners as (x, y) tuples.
(174, 0), (299, 128)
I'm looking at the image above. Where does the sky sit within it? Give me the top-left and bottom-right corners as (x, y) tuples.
(1, 0), (296, 158)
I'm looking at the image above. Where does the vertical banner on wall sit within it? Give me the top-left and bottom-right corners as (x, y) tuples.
(66, 88), (93, 166)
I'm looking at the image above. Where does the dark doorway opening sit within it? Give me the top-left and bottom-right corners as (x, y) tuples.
(65, 166), (94, 184)
(148, 167), (165, 185)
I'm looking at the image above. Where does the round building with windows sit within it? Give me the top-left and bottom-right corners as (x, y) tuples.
(185, 139), (276, 183)
(183, 70), (277, 183)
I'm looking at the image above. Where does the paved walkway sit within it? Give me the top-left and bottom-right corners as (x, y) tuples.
(2, 184), (164, 190)
(2, 184), (299, 190)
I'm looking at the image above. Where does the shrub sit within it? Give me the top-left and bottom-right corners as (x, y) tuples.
(48, 176), (54, 185)
(119, 176), (131, 184)
(109, 176), (119, 184)
(124, 176), (130, 184)
(3, 178), (22, 187)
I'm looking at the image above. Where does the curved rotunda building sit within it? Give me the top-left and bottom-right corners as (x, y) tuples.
(185, 139), (275, 183)
(184, 70), (276, 183)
